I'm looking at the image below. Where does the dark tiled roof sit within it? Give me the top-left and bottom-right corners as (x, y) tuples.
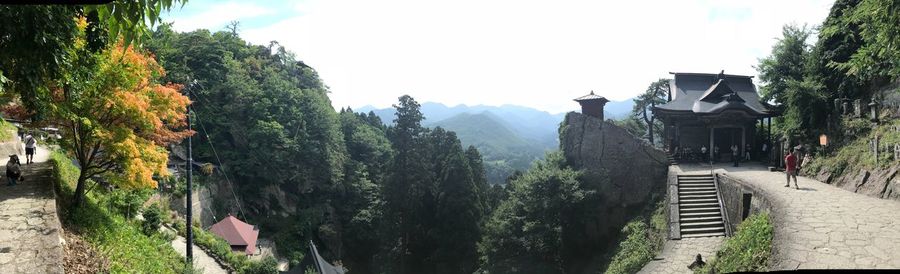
(284, 241), (345, 274)
(574, 91), (609, 102)
(655, 72), (771, 116)
(208, 215), (259, 254)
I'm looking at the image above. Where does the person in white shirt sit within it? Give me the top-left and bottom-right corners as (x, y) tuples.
(24, 132), (37, 164)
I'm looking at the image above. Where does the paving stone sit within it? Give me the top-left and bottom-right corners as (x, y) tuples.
(668, 163), (900, 270)
(0, 147), (64, 274)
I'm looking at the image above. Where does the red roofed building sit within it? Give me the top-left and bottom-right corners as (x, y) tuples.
(208, 215), (260, 255)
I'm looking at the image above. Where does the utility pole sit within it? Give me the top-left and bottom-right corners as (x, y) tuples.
(186, 80), (195, 263)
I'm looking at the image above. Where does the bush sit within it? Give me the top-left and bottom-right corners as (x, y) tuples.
(695, 213), (773, 274)
(142, 204), (163, 235)
(242, 256), (279, 274)
(603, 200), (667, 274)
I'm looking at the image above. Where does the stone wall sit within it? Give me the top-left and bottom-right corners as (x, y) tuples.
(813, 166), (900, 201)
(716, 173), (776, 235)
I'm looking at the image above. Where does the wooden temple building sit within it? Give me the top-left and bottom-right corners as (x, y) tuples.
(653, 71), (780, 162)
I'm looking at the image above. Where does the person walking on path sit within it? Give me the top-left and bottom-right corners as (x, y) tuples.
(784, 147), (799, 189)
(6, 155), (21, 186)
(24, 131), (36, 164)
(731, 144), (739, 167)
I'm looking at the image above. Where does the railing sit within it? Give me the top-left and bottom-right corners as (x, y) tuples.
(713, 173), (733, 237)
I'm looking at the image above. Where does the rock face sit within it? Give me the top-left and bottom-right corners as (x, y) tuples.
(816, 165), (900, 201)
(560, 112), (668, 206)
(558, 112), (668, 270)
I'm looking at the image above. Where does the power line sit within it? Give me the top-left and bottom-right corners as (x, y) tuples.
(191, 109), (247, 220)
(182, 87), (251, 220)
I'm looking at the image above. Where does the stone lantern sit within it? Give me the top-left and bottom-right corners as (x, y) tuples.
(574, 90), (610, 120)
(869, 98), (880, 122)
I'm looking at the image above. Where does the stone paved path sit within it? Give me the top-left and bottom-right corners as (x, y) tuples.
(0, 145), (65, 273)
(681, 163), (900, 270)
(638, 236), (724, 274)
(168, 230), (228, 274)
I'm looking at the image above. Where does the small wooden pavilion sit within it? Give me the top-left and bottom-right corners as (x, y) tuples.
(574, 91), (610, 120)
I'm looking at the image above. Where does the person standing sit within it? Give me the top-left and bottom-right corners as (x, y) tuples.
(701, 146), (708, 163)
(714, 146), (720, 163)
(7, 155), (21, 186)
(745, 143), (752, 161)
(731, 144), (739, 167)
(23, 131), (36, 164)
(761, 142), (768, 163)
(784, 148), (799, 189)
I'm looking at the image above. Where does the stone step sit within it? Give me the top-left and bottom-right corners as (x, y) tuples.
(680, 221), (724, 228)
(680, 198), (719, 204)
(678, 187), (716, 191)
(682, 180), (710, 184)
(679, 202), (720, 208)
(680, 216), (723, 222)
(678, 194), (718, 199)
(679, 190), (717, 195)
(678, 174), (713, 178)
(679, 207), (721, 213)
(680, 232), (726, 238)
(678, 183), (714, 187)
(680, 226), (726, 234)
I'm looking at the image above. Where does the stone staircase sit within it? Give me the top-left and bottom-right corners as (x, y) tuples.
(677, 174), (726, 238)
(667, 154), (678, 165)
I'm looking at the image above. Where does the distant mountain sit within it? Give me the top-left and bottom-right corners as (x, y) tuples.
(353, 100), (635, 183)
(603, 98), (635, 120)
(355, 103), (565, 184)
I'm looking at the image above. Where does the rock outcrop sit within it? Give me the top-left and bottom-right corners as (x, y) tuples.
(558, 112), (668, 270)
(560, 112), (668, 206)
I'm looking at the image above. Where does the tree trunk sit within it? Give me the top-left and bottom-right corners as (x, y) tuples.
(642, 107), (654, 144)
(72, 171), (88, 211)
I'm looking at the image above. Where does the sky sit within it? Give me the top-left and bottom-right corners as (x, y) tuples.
(163, 0), (835, 114)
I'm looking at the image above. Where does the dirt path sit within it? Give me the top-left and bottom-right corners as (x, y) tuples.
(0, 145), (64, 273)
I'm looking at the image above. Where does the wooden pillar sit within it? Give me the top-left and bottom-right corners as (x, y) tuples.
(709, 127), (715, 161)
(741, 126), (746, 161)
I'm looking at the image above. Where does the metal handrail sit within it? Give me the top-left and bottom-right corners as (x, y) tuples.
(713, 173), (732, 237)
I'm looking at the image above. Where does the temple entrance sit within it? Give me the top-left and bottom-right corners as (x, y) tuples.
(712, 127), (742, 162)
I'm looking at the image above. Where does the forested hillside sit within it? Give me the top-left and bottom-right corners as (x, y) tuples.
(754, 0), (900, 194)
(146, 25), (497, 273)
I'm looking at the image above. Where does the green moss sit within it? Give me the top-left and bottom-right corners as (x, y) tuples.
(603, 200), (667, 274)
(50, 151), (188, 273)
(695, 213), (773, 274)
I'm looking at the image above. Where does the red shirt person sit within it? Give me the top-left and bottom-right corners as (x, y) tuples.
(784, 148), (799, 189)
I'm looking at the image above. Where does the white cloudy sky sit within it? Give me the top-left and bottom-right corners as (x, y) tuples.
(163, 0), (834, 114)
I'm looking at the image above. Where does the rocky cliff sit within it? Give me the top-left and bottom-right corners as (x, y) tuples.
(560, 112), (668, 206)
(558, 112), (668, 270)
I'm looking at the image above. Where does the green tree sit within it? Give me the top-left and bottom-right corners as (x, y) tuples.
(0, 2), (186, 118)
(841, 0), (900, 78)
(631, 79), (669, 145)
(478, 151), (593, 273)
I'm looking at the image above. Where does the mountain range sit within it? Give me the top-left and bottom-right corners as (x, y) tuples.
(355, 99), (634, 183)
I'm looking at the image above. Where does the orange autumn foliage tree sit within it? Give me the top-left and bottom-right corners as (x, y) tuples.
(53, 41), (192, 208)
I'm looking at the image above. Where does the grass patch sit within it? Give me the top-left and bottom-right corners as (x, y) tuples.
(804, 118), (900, 179)
(50, 151), (190, 273)
(694, 213), (773, 274)
(603, 199), (667, 274)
